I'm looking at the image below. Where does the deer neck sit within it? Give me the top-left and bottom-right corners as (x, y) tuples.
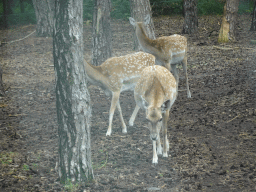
(84, 61), (105, 85)
(145, 76), (165, 108)
(136, 23), (156, 54)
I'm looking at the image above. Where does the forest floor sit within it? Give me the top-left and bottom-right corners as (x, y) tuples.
(0, 14), (256, 192)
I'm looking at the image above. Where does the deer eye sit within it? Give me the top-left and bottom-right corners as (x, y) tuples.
(158, 118), (163, 122)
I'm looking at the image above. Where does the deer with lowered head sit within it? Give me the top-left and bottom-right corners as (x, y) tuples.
(129, 65), (177, 164)
(129, 15), (191, 98)
(84, 52), (155, 136)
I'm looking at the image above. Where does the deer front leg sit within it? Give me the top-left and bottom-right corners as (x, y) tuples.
(106, 91), (120, 136)
(152, 140), (158, 164)
(116, 101), (127, 134)
(182, 56), (191, 98)
(129, 104), (140, 126)
(162, 109), (170, 157)
(156, 133), (162, 155)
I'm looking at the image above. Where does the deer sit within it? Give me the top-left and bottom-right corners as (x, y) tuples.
(84, 52), (155, 136)
(129, 65), (177, 164)
(129, 15), (191, 98)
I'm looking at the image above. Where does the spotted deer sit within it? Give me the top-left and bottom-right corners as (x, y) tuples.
(84, 52), (155, 136)
(129, 15), (191, 98)
(129, 65), (177, 164)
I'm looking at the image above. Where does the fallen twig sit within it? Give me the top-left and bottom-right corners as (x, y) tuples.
(213, 46), (239, 50)
(226, 114), (241, 123)
(2, 30), (36, 44)
(98, 152), (108, 169)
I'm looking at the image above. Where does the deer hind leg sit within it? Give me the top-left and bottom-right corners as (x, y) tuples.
(106, 91), (120, 136)
(129, 104), (140, 126)
(182, 56), (191, 98)
(162, 109), (170, 157)
(171, 64), (179, 94)
(156, 132), (162, 155)
(116, 101), (127, 134)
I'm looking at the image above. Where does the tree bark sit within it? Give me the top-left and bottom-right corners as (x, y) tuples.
(53, 0), (93, 183)
(92, 0), (112, 66)
(3, 0), (8, 28)
(129, 0), (155, 50)
(182, 0), (198, 34)
(20, 0), (24, 13)
(218, 0), (239, 43)
(250, 0), (256, 31)
(32, 0), (55, 37)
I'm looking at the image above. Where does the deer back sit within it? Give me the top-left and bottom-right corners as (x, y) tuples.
(99, 52), (155, 92)
(134, 65), (177, 110)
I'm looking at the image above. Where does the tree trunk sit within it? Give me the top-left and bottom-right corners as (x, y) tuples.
(182, 0), (198, 34)
(129, 0), (155, 50)
(20, 0), (24, 13)
(250, 0), (256, 31)
(32, 0), (55, 37)
(218, 0), (239, 43)
(3, 0), (8, 28)
(92, 0), (112, 66)
(53, 0), (93, 184)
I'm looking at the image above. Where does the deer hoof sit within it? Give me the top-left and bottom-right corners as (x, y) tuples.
(187, 91), (192, 98)
(152, 157), (158, 165)
(106, 130), (111, 136)
(122, 128), (127, 134)
(163, 152), (168, 157)
(129, 120), (134, 127)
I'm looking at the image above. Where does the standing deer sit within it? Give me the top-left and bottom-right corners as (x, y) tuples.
(84, 52), (155, 136)
(129, 65), (177, 164)
(129, 15), (191, 98)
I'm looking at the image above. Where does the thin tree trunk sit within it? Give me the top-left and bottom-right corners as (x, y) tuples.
(182, 0), (198, 34)
(92, 0), (112, 66)
(129, 0), (155, 50)
(3, 0), (8, 28)
(32, 0), (55, 37)
(53, 0), (93, 183)
(218, 0), (239, 43)
(250, 0), (256, 31)
(20, 0), (24, 13)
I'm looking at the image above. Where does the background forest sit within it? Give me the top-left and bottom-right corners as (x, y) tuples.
(0, 0), (254, 28)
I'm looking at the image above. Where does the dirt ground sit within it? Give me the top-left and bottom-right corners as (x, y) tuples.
(0, 14), (256, 192)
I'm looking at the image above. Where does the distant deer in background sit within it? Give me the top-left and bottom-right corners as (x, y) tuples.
(84, 52), (155, 136)
(129, 65), (177, 164)
(129, 15), (191, 98)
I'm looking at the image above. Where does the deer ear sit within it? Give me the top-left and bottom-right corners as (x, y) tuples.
(144, 14), (151, 25)
(129, 17), (136, 26)
(161, 100), (170, 112)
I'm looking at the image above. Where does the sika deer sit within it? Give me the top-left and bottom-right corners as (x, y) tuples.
(129, 15), (191, 98)
(129, 65), (177, 164)
(84, 52), (155, 136)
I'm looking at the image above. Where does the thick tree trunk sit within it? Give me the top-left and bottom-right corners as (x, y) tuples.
(218, 0), (239, 43)
(129, 0), (155, 50)
(53, 0), (93, 183)
(92, 0), (112, 66)
(250, 0), (256, 31)
(32, 0), (55, 37)
(182, 0), (198, 34)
